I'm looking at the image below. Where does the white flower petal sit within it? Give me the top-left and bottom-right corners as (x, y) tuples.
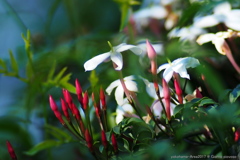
(163, 67), (174, 82)
(196, 33), (216, 45)
(106, 79), (120, 95)
(115, 86), (125, 105)
(194, 15), (219, 28)
(125, 80), (138, 92)
(84, 52), (110, 71)
(157, 63), (170, 73)
(116, 44), (142, 54)
(213, 2), (231, 14)
(111, 52), (123, 70)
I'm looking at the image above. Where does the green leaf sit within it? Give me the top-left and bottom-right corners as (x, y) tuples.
(229, 84), (240, 103)
(89, 70), (99, 88)
(25, 140), (62, 156)
(53, 67), (67, 83)
(9, 50), (18, 74)
(47, 61), (57, 81)
(0, 59), (7, 70)
(60, 82), (76, 93)
(45, 124), (72, 142)
(198, 97), (217, 106)
(119, 4), (131, 31)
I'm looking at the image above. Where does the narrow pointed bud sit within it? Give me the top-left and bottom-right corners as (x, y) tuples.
(6, 141), (17, 160)
(61, 98), (70, 122)
(146, 40), (158, 75)
(146, 40), (157, 60)
(101, 130), (108, 148)
(111, 133), (118, 153)
(83, 91), (89, 111)
(174, 78), (183, 104)
(92, 93), (101, 118)
(100, 87), (107, 110)
(62, 89), (73, 111)
(72, 103), (85, 133)
(49, 95), (65, 124)
(85, 129), (93, 152)
(162, 79), (171, 121)
(75, 79), (83, 106)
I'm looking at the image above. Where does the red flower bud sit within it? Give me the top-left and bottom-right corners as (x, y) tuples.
(6, 141), (17, 160)
(83, 91), (89, 111)
(60, 98), (70, 122)
(100, 87), (106, 110)
(92, 93), (101, 117)
(196, 88), (203, 98)
(75, 79), (83, 106)
(101, 130), (108, 148)
(174, 78), (183, 104)
(85, 129), (93, 152)
(111, 133), (118, 153)
(162, 78), (171, 121)
(49, 95), (65, 124)
(62, 89), (73, 111)
(235, 128), (240, 142)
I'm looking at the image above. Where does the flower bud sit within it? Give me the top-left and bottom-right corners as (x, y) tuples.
(49, 95), (65, 124)
(75, 79), (83, 106)
(111, 133), (118, 153)
(174, 78), (183, 104)
(83, 91), (89, 111)
(162, 78), (171, 121)
(101, 130), (108, 148)
(6, 140), (17, 160)
(60, 98), (70, 122)
(85, 129), (93, 152)
(100, 87), (107, 110)
(235, 128), (240, 142)
(146, 40), (157, 60)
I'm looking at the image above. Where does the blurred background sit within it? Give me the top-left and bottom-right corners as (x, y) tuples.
(1, 0), (240, 159)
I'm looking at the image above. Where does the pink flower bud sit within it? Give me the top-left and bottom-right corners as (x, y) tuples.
(174, 79), (183, 104)
(100, 87), (106, 110)
(83, 91), (89, 111)
(60, 98), (70, 122)
(92, 93), (101, 117)
(85, 129), (93, 152)
(101, 130), (108, 148)
(62, 89), (73, 111)
(6, 141), (17, 160)
(111, 133), (118, 153)
(49, 95), (65, 124)
(162, 78), (171, 121)
(146, 40), (157, 60)
(75, 79), (83, 106)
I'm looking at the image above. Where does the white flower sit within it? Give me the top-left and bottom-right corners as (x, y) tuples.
(151, 99), (175, 118)
(193, 2), (240, 31)
(196, 30), (239, 55)
(157, 57), (200, 82)
(106, 75), (138, 105)
(115, 100), (137, 124)
(142, 78), (163, 98)
(84, 43), (142, 71)
(133, 5), (167, 32)
(169, 25), (206, 41)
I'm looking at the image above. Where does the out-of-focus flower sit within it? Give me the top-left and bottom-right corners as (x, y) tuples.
(157, 57), (200, 82)
(133, 5), (167, 32)
(106, 75), (138, 105)
(196, 30), (240, 55)
(193, 2), (240, 31)
(84, 43), (142, 71)
(142, 78), (163, 98)
(137, 42), (163, 57)
(169, 25), (206, 41)
(116, 100), (134, 124)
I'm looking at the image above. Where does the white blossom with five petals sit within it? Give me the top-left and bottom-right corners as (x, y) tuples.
(157, 57), (200, 82)
(84, 43), (142, 71)
(106, 75), (138, 106)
